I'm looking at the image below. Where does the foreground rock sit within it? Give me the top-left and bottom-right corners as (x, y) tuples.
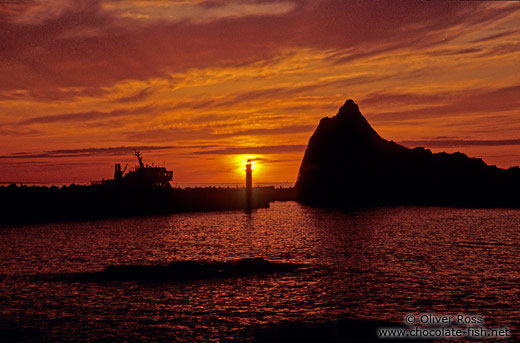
(55, 258), (302, 282)
(296, 99), (520, 207)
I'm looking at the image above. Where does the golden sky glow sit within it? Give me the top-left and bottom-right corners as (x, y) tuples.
(1, 0), (520, 184)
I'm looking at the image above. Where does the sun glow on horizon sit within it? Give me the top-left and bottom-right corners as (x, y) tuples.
(236, 155), (260, 174)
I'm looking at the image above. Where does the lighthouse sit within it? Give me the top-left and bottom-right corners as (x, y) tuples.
(245, 159), (253, 210)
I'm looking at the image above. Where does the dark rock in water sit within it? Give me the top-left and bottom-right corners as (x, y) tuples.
(296, 99), (520, 207)
(65, 258), (301, 282)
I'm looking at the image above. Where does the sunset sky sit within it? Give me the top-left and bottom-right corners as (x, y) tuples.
(1, 0), (520, 185)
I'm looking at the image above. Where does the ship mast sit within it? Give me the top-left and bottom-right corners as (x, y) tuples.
(135, 151), (145, 169)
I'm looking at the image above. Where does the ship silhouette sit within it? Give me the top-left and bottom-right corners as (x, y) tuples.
(0, 152), (293, 225)
(93, 152), (173, 187)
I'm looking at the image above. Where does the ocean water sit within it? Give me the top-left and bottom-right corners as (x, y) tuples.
(0, 202), (518, 342)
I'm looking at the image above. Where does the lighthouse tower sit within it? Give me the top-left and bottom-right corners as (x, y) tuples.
(245, 160), (253, 210)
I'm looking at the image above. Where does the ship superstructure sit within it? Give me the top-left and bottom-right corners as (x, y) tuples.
(94, 152), (173, 187)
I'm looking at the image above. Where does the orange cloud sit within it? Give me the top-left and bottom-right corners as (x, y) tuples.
(1, 1), (520, 184)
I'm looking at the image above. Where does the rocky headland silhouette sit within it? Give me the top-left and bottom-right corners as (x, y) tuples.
(296, 99), (520, 207)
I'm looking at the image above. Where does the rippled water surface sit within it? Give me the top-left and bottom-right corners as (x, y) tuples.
(1, 202), (519, 341)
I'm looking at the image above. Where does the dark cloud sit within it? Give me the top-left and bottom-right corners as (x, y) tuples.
(427, 47), (483, 56)
(214, 74), (390, 108)
(125, 123), (314, 142)
(477, 41), (520, 58)
(470, 29), (519, 43)
(361, 91), (448, 106)
(194, 144), (306, 155)
(0, 145), (182, 159)
(125, 127), (212, 142)
(0, 126), (42, 136)
(114, 87), (154, 103)
(137, 73), (394, 117)
(400, 139), (520, 148)
(0, 86), (109, 101)
(215, 125), (315, 137)
(17, 104), (156, 125)
(368, 85), (520, 122)
(1, 0), (517, 93)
